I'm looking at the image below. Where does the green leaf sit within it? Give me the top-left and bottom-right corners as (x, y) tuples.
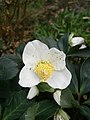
(0, 76), (21, 99)
(25, 100), (58, 120)
(15, 42), (25, 58)
(67, 45), (80, 56)
(80, 57), (90, 81)
(0, 38), (4, 49)
(36, 100), (58, 120)
(83, 98), (90, 105)
(67, 61), (78, 94)
(61, 88), (79, 108)
(80, 57), (90, 94)
(0, 57), (19, 80)
(0, 104), (1, 120)
(37, 83), (54, 93)
(39, 36), (58, 49)
(19, 113), (25, 120)
(0, 81), (11, 98)
(68, 47), (90, 57)
(2, 54), (23, 69)
(25, 103), (39, 120)
(80, 105), (90, 120)
(68, 32), (74, 46)
(2, 90), (33, 120)
(57, 33), (69, 53)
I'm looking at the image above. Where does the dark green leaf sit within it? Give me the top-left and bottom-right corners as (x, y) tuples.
(68, 47), (90, 57)
(37, 83), (54, 93)
(19, 113), (26, 120)
(83, 98), (90, 105)
(25, 100), (58, 120)
(80, 57), (90, 82)
(80, 57), (90, 94)
(0, 76), (21, 98)
(0, 81), (11, 98)
(39, 36), (58, 49)
(0, 104), (1, 120)
(2, 91), (33, 120)
(80, 105), (90, 120)
(57, 33), (69, 53)
(2, 54), (23, 68)
(67, 45), (80, 55)
(67, 61), (78, 94)
(25, 103), (39, 120)
(0, 38), (4, 49)
(61, 88), (79, 108)
(15, 42), (25, 58)
(36, 100), (58, 120)
(0, 57), (19, 80)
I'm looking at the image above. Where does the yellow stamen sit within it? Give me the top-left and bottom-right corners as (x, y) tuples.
(34, 61), (54, 82)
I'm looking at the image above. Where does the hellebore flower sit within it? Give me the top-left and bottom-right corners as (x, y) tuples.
(68, 34), (87, 49)
(27, 86), (39, 99)
(79, 44), (87, 49)
(19, 40), (72, 99)
(70, 37), (84, 47)
(54, 109), (70, 120)
(53, 90), (61, 106)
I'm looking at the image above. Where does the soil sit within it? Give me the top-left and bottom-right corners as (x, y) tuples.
(0, 0), (90, 56)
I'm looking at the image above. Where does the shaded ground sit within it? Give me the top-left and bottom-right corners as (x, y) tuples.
(0, 0), (90, 55)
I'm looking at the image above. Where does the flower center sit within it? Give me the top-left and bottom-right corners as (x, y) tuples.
(34, 61), (54, 81)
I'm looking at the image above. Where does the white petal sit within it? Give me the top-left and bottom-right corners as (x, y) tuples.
(24, 60), (38, 71)
(54, 109), (70, 120)
(45, 48), (66, 70)
(53, 90), (61, 106)
(71, 37), (84, 47)
(27, 86), (39, 99)
(83, 17), (90, 20)
(19, 66), (40, 88)
(23, 40), (49, 65)
(79, 44), (87, 49)
(47, 67), (72, 89)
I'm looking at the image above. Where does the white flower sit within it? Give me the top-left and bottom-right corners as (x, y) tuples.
(54, 109), (70, 120)
(79, 44), (87, 49)
(70, 37), (84, 47)
(53, 90), (61, 106)
(83, 16), (90, 20)
(27, 86), (39, 99)
(19, 40), (72, 98)
(69, 36), (87, 49)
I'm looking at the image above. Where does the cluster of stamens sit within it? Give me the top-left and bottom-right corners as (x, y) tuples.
(34, 61), (54, 81)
